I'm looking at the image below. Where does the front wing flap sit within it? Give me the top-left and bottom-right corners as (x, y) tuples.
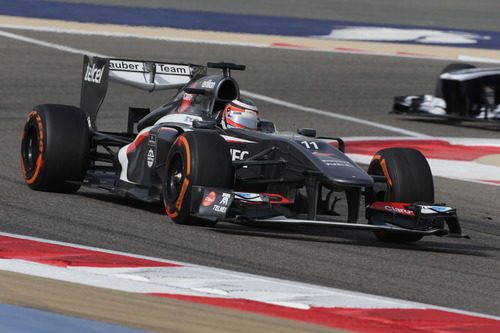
(366, 201), (469, 238)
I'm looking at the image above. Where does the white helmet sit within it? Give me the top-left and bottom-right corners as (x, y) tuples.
(222, 98), (259, 129)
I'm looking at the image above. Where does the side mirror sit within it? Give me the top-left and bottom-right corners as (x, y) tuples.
(297, 128), (316, 137)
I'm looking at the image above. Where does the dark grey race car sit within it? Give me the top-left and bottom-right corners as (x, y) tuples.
(20, 56), (468, 243)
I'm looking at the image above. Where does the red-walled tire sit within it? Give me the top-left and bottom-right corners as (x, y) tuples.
(21, 104), (89, 193)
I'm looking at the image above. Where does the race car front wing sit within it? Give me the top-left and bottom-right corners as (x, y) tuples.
(190, 186), (469, 239)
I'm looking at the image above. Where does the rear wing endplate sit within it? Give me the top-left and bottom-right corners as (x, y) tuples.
(80, 55), (206, 129)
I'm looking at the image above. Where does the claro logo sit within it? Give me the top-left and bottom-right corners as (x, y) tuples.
(84, 63), (104, 84)
(384, 205), (414, 215)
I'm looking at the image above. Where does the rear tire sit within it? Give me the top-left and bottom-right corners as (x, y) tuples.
(367, 148), (434, 242)
(163, 131), (233, 226)
(21, 104), (90, 193)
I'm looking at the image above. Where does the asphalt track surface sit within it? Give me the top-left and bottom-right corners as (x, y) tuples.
(0, 1), (500, 328)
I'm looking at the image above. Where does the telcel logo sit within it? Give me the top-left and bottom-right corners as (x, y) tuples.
(84, 63), (104, 83)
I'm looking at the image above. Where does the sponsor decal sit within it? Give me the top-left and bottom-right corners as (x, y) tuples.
(147, 148), (155, 168)
(148, 134), (157, 147)
(109, 60), (142, 71)
(202, 191), (217, 207)
(322, 160), (353, 167)
(212, 192), (231, 212)
(230, 149), (249, 161)
(109, 60), (190, 75)
(313, 152), (353, 167)
(84, 63), (104, 83)
(178, 93), (193, 113)
(201, 80), (216, 89)
(212, 204), (227, 213)
(385, 205), (413, 215)
(313, 152), (335, 157)
(199, 191), (233, 215)
(219, 193), (231, 206)
(370, 202), (415, 216)
(156, 64), (190, 75)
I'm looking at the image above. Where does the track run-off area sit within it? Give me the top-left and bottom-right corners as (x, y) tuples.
(1, 1), (500, 332)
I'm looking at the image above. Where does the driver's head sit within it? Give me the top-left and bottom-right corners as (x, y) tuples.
(221, 98), (259, 130)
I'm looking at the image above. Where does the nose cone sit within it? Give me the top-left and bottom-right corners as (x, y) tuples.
(325, 166), (374, 187)
(311, 152), (374, 187)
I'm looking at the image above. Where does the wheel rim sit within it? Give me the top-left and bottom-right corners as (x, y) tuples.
(22, 124), (39, 173)
(166, 154), (183, 201)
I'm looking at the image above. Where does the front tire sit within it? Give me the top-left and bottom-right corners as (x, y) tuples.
(163, 131), (233, 226)
(367, 148), (434, 242)
(21, 104), (90, 193)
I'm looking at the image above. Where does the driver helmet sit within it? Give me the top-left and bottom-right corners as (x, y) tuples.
(222, 98), (260, 129)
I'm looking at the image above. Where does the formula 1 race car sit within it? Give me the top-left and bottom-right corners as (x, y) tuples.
(20, 56), (468, 243)
(393, 63), (500, 121)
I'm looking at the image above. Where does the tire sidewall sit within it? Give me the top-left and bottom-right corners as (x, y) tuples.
(20, 104), (89, 192)
(21, 110), (45, 186)
(367, 148), (434, 242)
(164, 135), (193, 222)
(163, 130), (233, 224)
(367, 147), (434, 203)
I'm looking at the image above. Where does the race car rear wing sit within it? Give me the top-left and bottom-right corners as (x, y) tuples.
(80, 55), (206, 129)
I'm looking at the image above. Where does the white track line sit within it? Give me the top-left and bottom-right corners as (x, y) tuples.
(0, 27), (429, 137)
(241, 90), (430, 137)
(0, 29), (107, 57)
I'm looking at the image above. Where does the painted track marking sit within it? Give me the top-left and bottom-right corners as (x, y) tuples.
(1, 232), (499, 332)
(241, 90), (430, 137)
(0, 28), (106, 57)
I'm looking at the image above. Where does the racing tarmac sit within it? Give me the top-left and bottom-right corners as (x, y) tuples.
(1, 2), (500, 332)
